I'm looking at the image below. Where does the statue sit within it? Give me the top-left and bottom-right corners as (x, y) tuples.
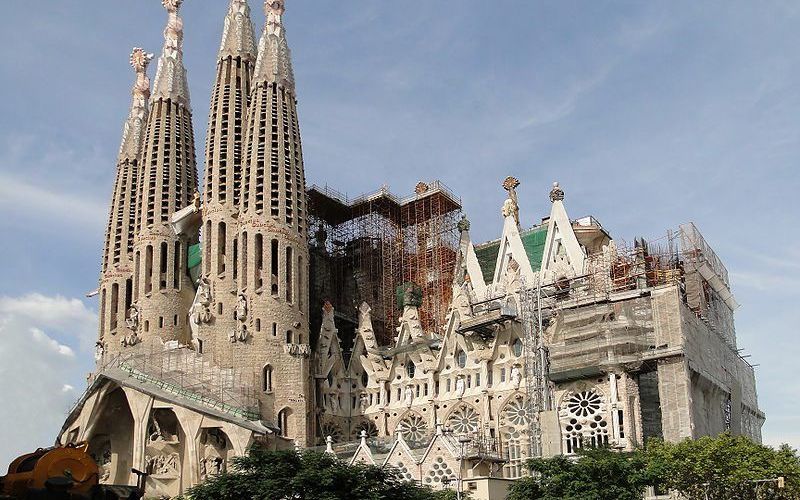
(455, 375), (466, 399)
(94, 341), (105, 362)
(190, 278), (213, 326)
(452, 276), (474, 318)
(502, 176), (521, 226)
(232, 293), (248, 342)
(330, 394), (340, 413)
(511, 365), (523, 390)
(359, 393), (370, 411)
(405, 386), (414, 407)
(504, 257), (522, 296)
(126, 305), (140, 332)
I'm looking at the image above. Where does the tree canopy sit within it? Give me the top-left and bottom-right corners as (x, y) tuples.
(508, 434), (800, 500)
(179, 447), (461, 500)
(507, 447), (650, 500)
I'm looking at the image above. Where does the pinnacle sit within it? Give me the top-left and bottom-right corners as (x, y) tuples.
(218, 0), (257, 61)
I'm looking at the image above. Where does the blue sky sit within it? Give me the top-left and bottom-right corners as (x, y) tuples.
(0, 0), (798, 466)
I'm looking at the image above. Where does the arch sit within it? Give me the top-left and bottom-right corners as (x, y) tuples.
(199, 427), (233, 480)
(444, 402), (481, 435)
(85, 387), (134, 485)
(277, 407), (294, 438)
(262, 365), (273, 392)
(498, 393), (529, 479)
(145, 407), (186, 498)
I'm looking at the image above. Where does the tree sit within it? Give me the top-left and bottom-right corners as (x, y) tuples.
(644, 434), (800, 500)
(180, 447), (458, 500)
(507, 447), (650, 500)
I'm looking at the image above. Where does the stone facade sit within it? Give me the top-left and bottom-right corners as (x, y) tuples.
(63, 1), (764, 498)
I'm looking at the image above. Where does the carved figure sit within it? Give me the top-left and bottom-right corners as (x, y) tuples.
(232, 293), (248, 342)
(125, 305), (140, 332)
(455, 376), (466, 399)
(504, 257), (522, 296)
(359, 393), (370, 411)
(330, 394), (340, 413)
(405, 386), (414, 407)
(94, 342), (105, 362)
(190, 278), (213, 326)
(502, 176), (521, 226)
(511, 365), (523, 390)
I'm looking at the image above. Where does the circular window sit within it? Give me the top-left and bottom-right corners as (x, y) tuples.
(566, 390), (602, 418)
(456, 350), (467, 369)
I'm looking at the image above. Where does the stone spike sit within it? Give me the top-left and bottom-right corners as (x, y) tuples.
(219, 0), (257, 61)
(152, 0), (191, 107)
(252, 0), (295, 90)
(118, 48), (153, 162)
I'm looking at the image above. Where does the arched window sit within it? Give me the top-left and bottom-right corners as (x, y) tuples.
(456, 349), (467, 369)
(361, 371), (369, 387)
(286, 330), (293, 344)
(277, 408), (291, 437)
(263, 365), (273, 392)
(512, 338), (523, 357)
(406, 362), (416, 379)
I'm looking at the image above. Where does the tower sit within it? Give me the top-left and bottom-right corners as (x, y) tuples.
(238, 0), (312, 444)
(98, 48), (153, 356)
(131, 0), (199, 347)
(197, 0), (258, 362)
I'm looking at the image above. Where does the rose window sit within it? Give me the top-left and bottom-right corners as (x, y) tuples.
(502, 397), (529, 427)
(446, 405), (480, 434)
(565, 390), (602, 418)
(320, 421), (343, 444)
(398, 413), (428, 442)
(354, 420), (378, 439)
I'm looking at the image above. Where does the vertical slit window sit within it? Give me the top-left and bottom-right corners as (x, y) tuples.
(241, 232), (248, 288)
(286, 246), (293, 303)
(255, 234), (264, 291)
(218, 222), (226, 275)
(159, 242), (168, 290)
(271, 239), (279, 295)
(232, 237), (238, 281)
(174, 241), (181, 290)
(205, 221), (212, 274)
(298, 255), (304, 311)
(145, 245), (153, 294)
(100, 289), (106, 338)
(134, 252), (140, 301)
(110, 283), (119, 331)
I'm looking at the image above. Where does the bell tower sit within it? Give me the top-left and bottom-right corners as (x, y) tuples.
(98, 48), (153, 357)
(131, 0), (199, 347)
(197, 0), (258, 362)
(236, 0), (312, 444)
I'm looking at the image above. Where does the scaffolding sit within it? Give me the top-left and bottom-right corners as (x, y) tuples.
(96, 339), (260, 421)
(308, 182), (461, 346)
(506, 224), (743, 456)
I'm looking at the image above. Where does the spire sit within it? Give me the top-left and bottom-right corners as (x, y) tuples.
(152, 0), (191, 107)
(219, 0), (257, 61)
(118, 48), (154, 162)
(252, 0), (295, 90)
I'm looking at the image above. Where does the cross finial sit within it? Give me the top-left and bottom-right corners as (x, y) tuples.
(550, 181), (565, 203)
(162, 0), (183, 13)
(265, 0), (285, 16)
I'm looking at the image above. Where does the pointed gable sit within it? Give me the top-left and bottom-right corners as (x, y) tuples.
(541, 182), (586, 278)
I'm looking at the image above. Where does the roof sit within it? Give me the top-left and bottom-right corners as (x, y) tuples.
(474, 225), (548, 283)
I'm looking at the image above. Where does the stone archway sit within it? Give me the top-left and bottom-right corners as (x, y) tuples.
(144, 408), (186, 498)
(198, 427), (234, 481)
(85, 387), (135, 485)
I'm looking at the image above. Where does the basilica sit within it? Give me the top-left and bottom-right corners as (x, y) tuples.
(57, 1), (764, 498)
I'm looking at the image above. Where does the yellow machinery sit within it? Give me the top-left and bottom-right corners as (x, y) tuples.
(0, 443), (145, 500)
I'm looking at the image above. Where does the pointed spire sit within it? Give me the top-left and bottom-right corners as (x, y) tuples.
(252, 0), (295, 90)
(152, 0), (191, 107)
(118, 48), (153, 162)
(219, 0), (257, 61)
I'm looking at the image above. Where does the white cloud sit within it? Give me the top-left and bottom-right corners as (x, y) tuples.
(0, 173), (106, 230)
(0, 293), (95, 469)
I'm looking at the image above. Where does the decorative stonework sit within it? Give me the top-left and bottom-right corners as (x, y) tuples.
(398, 413), (428, 442)
(502, 176), (521, 225)
(446, 404), (480, 435)
(550, 181), (565, 202)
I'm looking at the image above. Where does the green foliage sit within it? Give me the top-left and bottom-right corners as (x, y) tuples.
(644, 434), (800, 500)
(507, 447), (649, 500)
(507, 435), (800, 500)
(179, 447), (449, 500)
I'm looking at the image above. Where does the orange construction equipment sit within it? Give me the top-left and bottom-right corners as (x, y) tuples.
(0, 442), (145, 500)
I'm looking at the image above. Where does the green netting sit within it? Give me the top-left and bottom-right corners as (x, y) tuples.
(521, 226), (547, 272)
(187, 243), (202, 269)
(474, 242), (500, 284)
(473, 225), (548, 283)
